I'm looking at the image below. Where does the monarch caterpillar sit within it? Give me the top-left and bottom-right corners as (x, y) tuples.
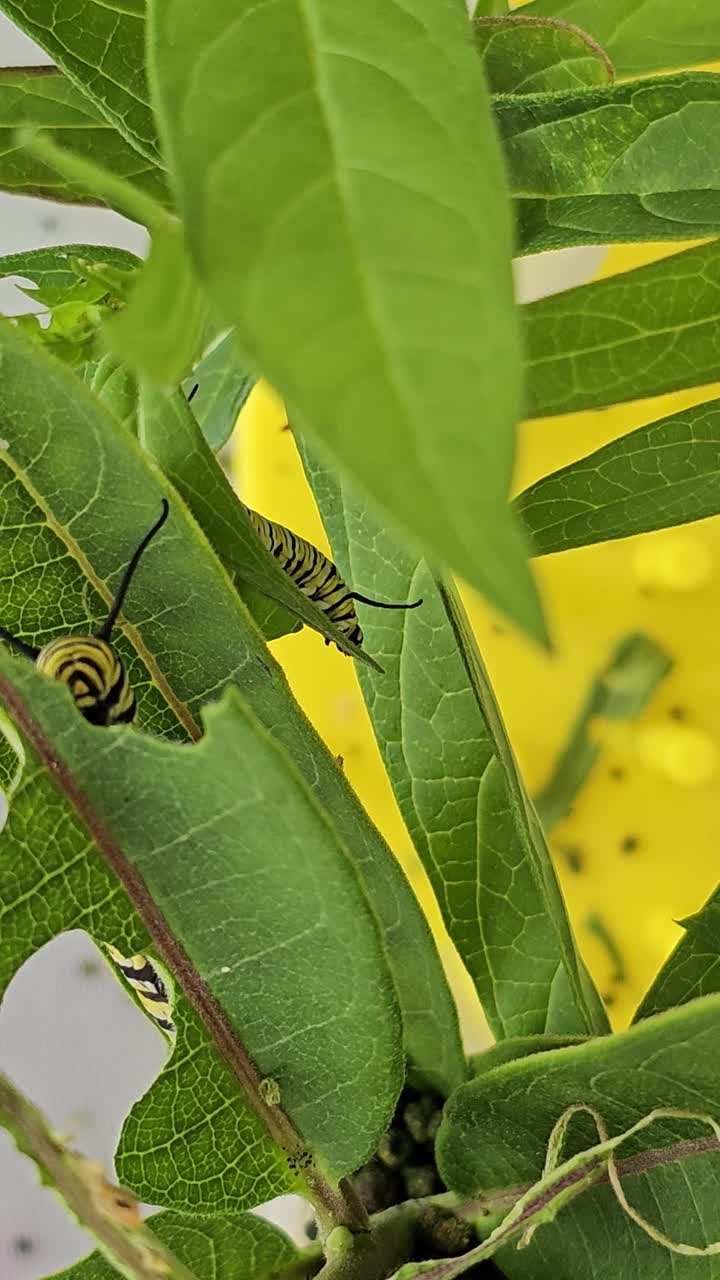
(246, 508), (422, 648)
(0, 501), (169, 725)
(105, 943), (175, 1034)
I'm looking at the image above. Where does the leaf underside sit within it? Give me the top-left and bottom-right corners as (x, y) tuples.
(439, 995), (720, 1280)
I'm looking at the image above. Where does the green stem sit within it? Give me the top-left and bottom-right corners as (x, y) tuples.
(0, 1072), (201, 1280)
(271, 1243), (324, 1279)
(535, 632), (672, 834)
(316, 1206), (423, 1280)
(17, 130), (170, 231)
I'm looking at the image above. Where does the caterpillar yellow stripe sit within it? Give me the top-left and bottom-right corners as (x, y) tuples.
(246, 506), (422, 650)
(105, 943), (175, 1035)
(36, 636), (135, 725)
(0, 501), (169, 726)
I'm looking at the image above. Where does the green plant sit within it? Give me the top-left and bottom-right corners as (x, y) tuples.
(1, 2), (720, 1277)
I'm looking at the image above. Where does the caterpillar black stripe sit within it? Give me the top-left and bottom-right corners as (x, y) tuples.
(246, 508), (422, 649)
(0, 501), (169, 725)
(105, 943), (175, 1034)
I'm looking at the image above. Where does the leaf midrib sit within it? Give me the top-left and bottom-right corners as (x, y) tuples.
(282, 0), (493, 553)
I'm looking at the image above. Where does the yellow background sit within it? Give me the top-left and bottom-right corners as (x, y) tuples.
(235, 238), (720, 1038)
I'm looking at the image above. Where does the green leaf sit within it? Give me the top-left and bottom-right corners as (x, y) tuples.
(299, 440), (608, 1041)
(138, 384), (383, 667)
(0, 319), (464, 1211)
(499, 74), (720, 255)
(104, 222), (208, 385)
(520, 0), (720, 77)
(0, 245), (140, 370)
(473, 15), (613, 94)
(524, 241), (720, 419)
(50, 1210), (303, 1280)
(394, 1101), (720, 1280)
(182, 332), (255, 451)
(0, 67), (169, 206)
(0, 1), (158, 161)
(470, 1034), (588, 1077)
(514, 192), (720, 257)
(91, 354), (140, 434)
(147, 0), (544, 640)
(237, 587), (302, 644)
(517, 398), (720, 556)
(0, 244), (140, 309)
(635, 903), (720, 1024)
(438, 995), (720, 1280)
(0, 663), (405, 1183)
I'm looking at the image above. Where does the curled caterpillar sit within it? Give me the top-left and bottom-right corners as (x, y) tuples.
(105, 943), (175, 1034)
(246, 508), (421, 648)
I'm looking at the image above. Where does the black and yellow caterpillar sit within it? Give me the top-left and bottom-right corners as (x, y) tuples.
(246, 508), (421, 648)
(105, 943), (175, 1034)
(0, 501), (168, 725)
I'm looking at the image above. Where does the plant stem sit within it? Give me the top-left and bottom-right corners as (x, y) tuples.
(0, 1072), (201, 1280)
(535, 632), (672, 833)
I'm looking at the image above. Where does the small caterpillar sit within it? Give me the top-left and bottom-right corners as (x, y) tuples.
(246, 507), (421, 649)
(0, 502), (169, 725)
(105, 944), (175, 1034)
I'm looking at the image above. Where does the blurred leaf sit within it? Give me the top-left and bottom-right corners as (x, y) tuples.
(438, 995), (720, 1280)
(500, 74), (720, 254)
(15, 130), (208, 385)
(0, 663), (405, 1182)
(473, 15), (612, 94)
(0, 245), (141, 368)
(0, 1), (159, 160)
(50, 1210), (302, 1280)
(520, 0), (720, 77)
(0, 67), (169, 207)
(0, 243), (139, 309)
(635, 903), (720, 1024)
(0, 320), (463, 1214)
(535, 634), (673, 832)
(517, 398), (720, 555)
(91, 354), (140, 433)
(104, 223), (208, 385)
(138, 384), (382, 666)
(524, 242), (720, 418)
(300, 440), (608, 1041)
(12, 301), (112, 368)
(182, 333), (255, 451)
(147, 0), (544, 639)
